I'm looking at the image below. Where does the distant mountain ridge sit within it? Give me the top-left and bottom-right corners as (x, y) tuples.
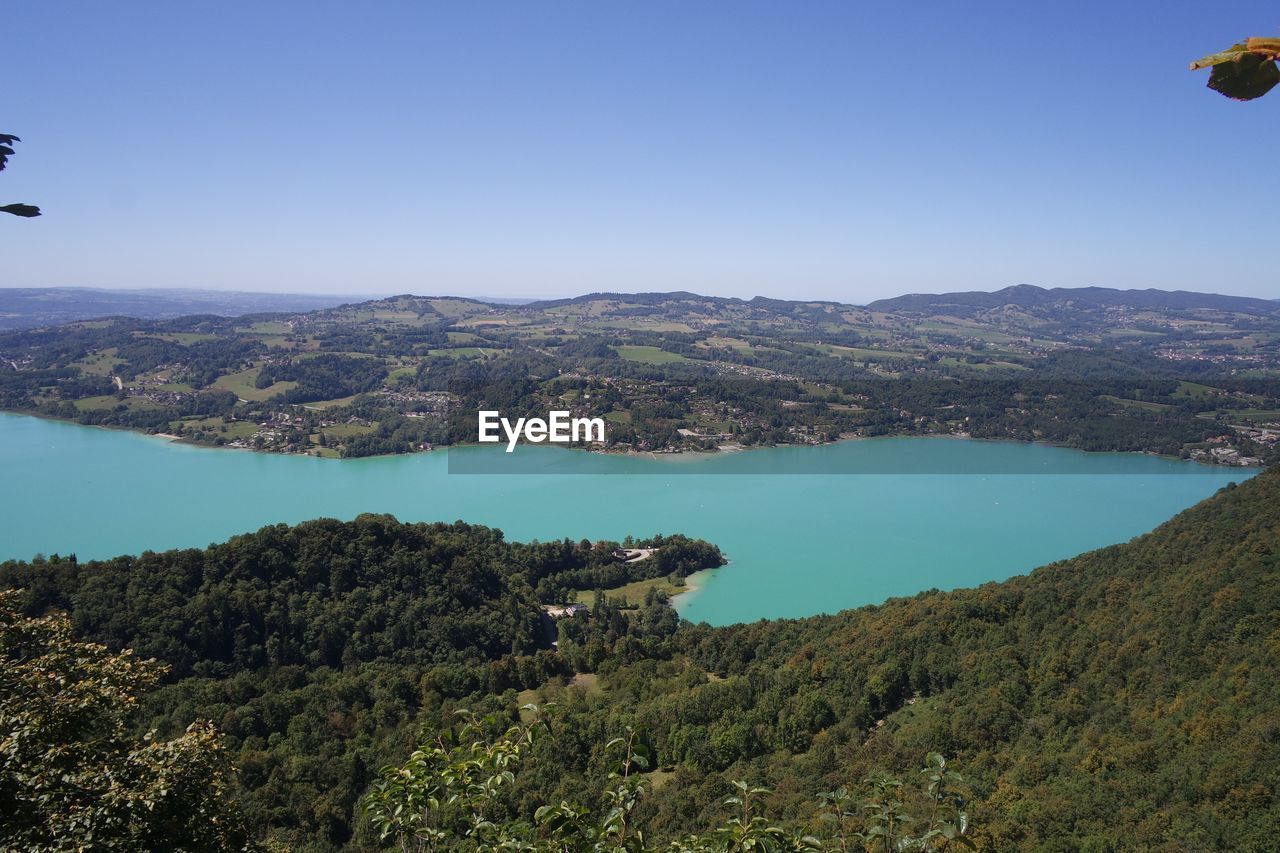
(0, 287), (364, 331)
(5, 285), (1275, 331)
(523, 291), (845, 310)
(867, 283), (1280, 317)
(511, 285), (1277, 316)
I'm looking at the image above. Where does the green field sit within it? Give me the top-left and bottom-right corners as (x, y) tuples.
(446, 331), (484, 343)
(212, 366), (298, 402)
(72, 394), (121, 411)
(601, 320), (697, 333)
(428, 298), (488, 319)
(815, 343), (920, 361)
(938, 356), (1029, 372)
(1103, 328), (1165, 339)
(150, 332), (221, 344)
(73, 395), (163, 413)
(913, 321), (1021, 344)
(1100, 395), (1173, 412)
(318, 422), (377, 438)
(698, 336), (754, 351)
(615, 345), (692, 364)
(1174, 381), (1223, 400)
(302, 394), (364, 410)
(576, 576), (688, 608)
(68, 349), (119, 376)
(171, 417), (260, 440)
(242, 321), (294, 335)
(1220, 409), (1280, 422)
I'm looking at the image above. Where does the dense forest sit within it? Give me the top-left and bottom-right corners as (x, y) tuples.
(0, 520), (724, 848)
(3, 470), (1279, 849)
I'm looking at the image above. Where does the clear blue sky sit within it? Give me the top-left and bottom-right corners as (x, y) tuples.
(2, 1), (1277, 302)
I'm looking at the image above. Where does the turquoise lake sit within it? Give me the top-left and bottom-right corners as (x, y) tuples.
(0, 412), (1254, 624)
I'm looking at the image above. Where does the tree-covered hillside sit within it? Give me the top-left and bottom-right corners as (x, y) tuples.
(0, 519), (724, 848)
(3, 471), (1279, 849)
(866, 283), (1280, 318)
(655, 469), (1280, 849)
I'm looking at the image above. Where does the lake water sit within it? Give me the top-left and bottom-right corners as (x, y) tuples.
(0, 412), (1254, 624)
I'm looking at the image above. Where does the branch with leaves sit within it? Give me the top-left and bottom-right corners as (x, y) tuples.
(1190, 37), (1280, 100)
(363, 705), (549, 851)
(0, 133), (40, 217)
(0, 590), (251, 850)
(362, 704), (974, 851)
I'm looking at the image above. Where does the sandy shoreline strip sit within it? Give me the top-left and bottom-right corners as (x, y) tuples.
(670, 565), (724, 611)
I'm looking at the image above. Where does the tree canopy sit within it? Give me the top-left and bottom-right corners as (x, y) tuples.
(0, 590), (250, 850)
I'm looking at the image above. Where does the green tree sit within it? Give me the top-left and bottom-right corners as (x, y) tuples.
(363, 704), (971, 852)
(0, 589), (251, 850)
(363, 706), (546, 850)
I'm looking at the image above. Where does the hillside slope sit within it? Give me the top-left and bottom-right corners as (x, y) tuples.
(628, 468), (1280, 848)
(866, 283), (1280, 317)
(0, 520), (723, 848)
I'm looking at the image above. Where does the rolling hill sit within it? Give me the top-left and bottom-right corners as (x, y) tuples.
(867, 283), (1280, 318)
(0, 287), (362, 330)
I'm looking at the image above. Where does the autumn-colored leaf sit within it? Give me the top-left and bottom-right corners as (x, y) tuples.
(1190, 37), (1280, 100)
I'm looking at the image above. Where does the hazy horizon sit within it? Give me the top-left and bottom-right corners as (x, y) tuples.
(4, 2), (1278, 302)
(1, 281), (1276, 306)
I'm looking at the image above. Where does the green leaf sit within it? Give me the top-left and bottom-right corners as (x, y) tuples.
(1189, 42), (1252, 71)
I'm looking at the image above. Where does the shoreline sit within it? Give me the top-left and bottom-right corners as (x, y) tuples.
(0, 407), (1263, 471)
(0, 409), (1256, 626)
(669, 566), (717, 613)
